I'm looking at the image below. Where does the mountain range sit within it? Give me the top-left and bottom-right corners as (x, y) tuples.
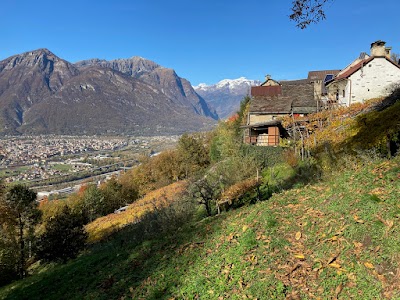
(193, 77), (261, 119)
(0, 49), (217, 136)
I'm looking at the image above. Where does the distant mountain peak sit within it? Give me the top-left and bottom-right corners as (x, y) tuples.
(194, 83), (208, 89)
(0, 48), (76, 74)
(194, 77), (259, 90)
(32, 48), (53, 54)
(0, 48), (78, 78)
(21, 48), (63, 62)
(193, 77), (261, 119)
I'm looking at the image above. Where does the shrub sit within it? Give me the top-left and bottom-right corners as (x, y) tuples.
(282, 148), (298, 168)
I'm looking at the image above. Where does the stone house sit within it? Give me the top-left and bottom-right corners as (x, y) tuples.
(243, 79), (317, 146)
(326, 40), (400, 106)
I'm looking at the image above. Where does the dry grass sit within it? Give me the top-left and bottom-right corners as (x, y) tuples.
(86, 180), (187, 243)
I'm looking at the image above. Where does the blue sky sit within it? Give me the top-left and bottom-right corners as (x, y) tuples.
(1, 0), (399, 85)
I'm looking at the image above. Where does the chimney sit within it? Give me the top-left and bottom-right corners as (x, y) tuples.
(370, 40), (387, 57)
(385, 46), (392, 59)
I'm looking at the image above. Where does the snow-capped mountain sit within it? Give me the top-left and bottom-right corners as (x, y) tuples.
(194, 77), (260, 119)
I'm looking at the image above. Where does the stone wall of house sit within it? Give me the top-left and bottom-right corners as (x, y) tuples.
(349, 58), (400, 105)
(249, 113), (286, 125)
(313, 81), (323, 99)
(327, 80), (347, 105)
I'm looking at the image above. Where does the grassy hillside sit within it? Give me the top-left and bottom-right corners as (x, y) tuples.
(1, 155), (399, 300)
(86, 180), (188, 243)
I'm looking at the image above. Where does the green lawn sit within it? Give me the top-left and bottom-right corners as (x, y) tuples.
(0, 166), (31, 178)
(52, 164), (72, 172)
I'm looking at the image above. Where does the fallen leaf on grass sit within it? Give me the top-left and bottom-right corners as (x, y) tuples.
(239, 278), (244, 290)
(294, 253), (305, 260)
(364, 262), (374, 269)
(295, 231), (302, 240)
(334, 283), (343, 299)
(353, 215), (365, 224)
(376, 215), (394, 229)
(329, 262), (341, 269)
(386, 220), (394, 229)
(347, 273), (356, 281)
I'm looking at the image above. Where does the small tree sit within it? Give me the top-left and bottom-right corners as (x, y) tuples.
(0, 181), (19, 286)
(177, 134), (210, 178)
(82, 184), (104, 221)
(391, 52), (400, 64)
(189, 177), (221, 217)
(0, 185), (41, 278)
(100, 177), (138, 215)
(37, 206), (87, 263)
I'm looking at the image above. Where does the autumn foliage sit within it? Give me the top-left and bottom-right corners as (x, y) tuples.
(219, 178), (260, 207)
(282, 91), (400, 162)
(85, 181), (188, 243)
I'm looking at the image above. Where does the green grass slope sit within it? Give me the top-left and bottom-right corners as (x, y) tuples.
(1, 157), (399, 300)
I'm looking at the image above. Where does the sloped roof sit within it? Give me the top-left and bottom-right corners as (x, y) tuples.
(260, 78), (280, 86)
(251, 85), (282, 97)
(279, 79), (310, 85)
(250, 95), (292, 113)
(307, 70), (341, 81)
(334, 56), (374, 81)
(250, 80), (316, 114)
(333, 56), (400, 82)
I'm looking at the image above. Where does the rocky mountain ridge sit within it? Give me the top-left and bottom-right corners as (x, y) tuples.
(0, 49), (217, 135)
(75, 57), (218, 120)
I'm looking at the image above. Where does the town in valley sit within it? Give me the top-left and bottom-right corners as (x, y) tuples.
(0, 135), (178, 198)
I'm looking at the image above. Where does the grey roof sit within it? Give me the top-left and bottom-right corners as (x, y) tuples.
(307, 70), (340, 81)
(250, 80), (317, 114)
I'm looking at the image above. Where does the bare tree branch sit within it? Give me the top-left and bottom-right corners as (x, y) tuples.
(290, 0), (333, 29)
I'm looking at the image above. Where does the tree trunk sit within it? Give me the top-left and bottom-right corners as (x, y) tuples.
(205, 200), (212, 216)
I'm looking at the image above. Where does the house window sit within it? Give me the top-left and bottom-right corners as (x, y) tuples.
(342, 90), (345, 97)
